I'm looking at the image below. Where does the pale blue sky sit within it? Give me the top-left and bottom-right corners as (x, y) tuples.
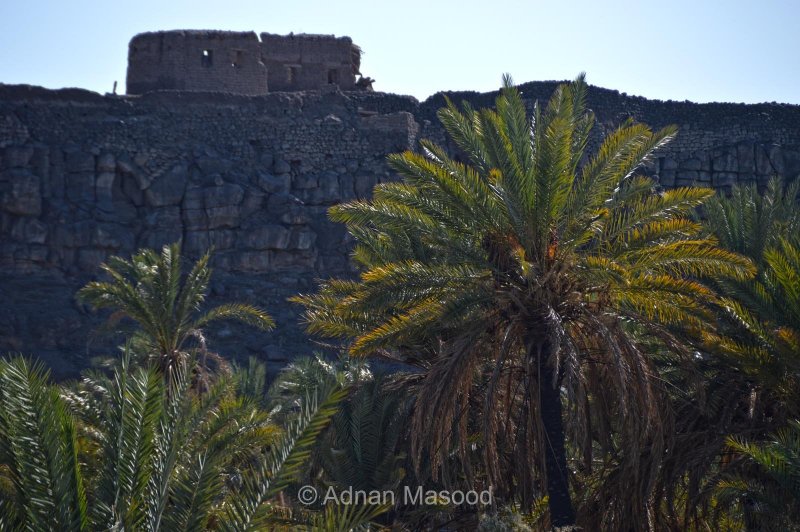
(0, 0), (797, 103)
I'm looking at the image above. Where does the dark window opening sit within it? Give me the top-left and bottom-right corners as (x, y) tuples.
(286, 66), (299, 85)
(327, 69), (339, 84)
(231, 50), (243, 68)
(201, 49), (213, 67)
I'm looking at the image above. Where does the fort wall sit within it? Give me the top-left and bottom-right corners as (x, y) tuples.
(126, 31), (361, 95)
(0, 81), (799, 377)
(127, 31), (268, 95)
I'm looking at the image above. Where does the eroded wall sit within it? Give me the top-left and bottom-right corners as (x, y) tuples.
(260, 33), (357, 91)
(127, 31), (268, 95)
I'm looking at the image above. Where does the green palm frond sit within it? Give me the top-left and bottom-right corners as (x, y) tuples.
(219, 383), (348, 531)
(304, 501), (392, 531)
(295, 74), (755, 528)
(77, 242), (273, 377)
(704, 176), (800, 263)
(0, 357), (88, 532)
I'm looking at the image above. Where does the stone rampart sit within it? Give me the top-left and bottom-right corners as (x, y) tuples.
(1, 81), (799, 377)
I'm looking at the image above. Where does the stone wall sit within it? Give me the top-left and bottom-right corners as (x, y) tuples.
(260, 33), (359, 92)
(127, 31), (268, 95)
(1, 81), (799, 378)
(420, 82), (800, 193)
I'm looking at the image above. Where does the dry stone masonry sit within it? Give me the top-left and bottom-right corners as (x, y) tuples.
(1, 35), (799, 377)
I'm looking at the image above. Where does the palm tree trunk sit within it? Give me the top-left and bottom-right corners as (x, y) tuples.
(529, 334), (576, 528)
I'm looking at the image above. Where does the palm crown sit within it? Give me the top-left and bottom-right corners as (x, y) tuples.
(77, 242), (274, 376)
(295, 75), (753, 527)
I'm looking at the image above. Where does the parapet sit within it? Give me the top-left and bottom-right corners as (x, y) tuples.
(126, 30), (368, 95)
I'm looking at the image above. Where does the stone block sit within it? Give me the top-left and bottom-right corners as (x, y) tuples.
(242, 225), (290, 250)
(271, 250), (316, 270)
(3, 145), (34, 168)
(145, 207), (182, 229)
(737, 142), (756, 173)
(236, 251), (271, 272)
(11, 218), (47, 244)
(259, 152), (274, 169)
(712, 152), (737, 173)
(273, 158), (291, 175)
(679, 158), (702, 171)
(755, 145), (774, 175)
(196, 156), (233, 175)
(145, 163), (187, 207)
(293, 173), (318, 190)
(184, 231), (210, 255)
(77, 248), (107, 271)
(267, 192), (303, 218)
(767, 145), (785, 174)
(289, 229), (316, 250)
(209, 229), (236, 249)
(116, 155), (151, 190)
(784, 150), (800, 178)
(204, 183), (244, 208)
(338, 174), (355, 200)
(93, 223), (135, 249)
(182, 187), (205, 210)
(97, 152), (116, 172)
(53, 221), (93, 248)
(206, 205), (240, 229)
(241, 189), (265, 217)
(1, 171), (41, 215)
(65, 150), (95, 173)
(182, 208), (208, 231)
(660, 157), (678, 171)
(257, 171), (290, 194)
(95, 171), (116, 206)
(280, 207), (310, 225)
(47, 147), (65, 199)
(65, 172), (95, 204)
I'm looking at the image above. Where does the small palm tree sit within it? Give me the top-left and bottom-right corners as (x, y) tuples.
(77, 242), (274, 378)
(294, 75), (753, 527)
(319, 373), (408, 497)
(703, 176), (799, 265)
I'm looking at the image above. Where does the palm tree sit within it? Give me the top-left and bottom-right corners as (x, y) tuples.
(319, 373), (408, 498)
(703, 176), (799, 265)
(0, 357), (87, 531)
(77, 242), (274, 379)
(651, 177), (800, 527)
(294, 75), (753, 527)
(718, 420), (800, 529)
(0, 351), (367, 531)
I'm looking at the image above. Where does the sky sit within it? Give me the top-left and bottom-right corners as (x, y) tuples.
(0, 0), (798, 104)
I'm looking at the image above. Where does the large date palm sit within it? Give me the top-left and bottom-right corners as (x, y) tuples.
(294, 75), (753, 527)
